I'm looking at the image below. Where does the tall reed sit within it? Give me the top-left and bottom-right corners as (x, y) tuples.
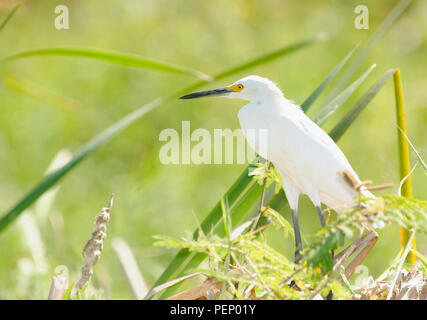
(394, 69), (416, 265)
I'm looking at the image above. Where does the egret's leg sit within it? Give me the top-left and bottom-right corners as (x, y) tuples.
(291, 208), (303, 263)
(315, 206), (326, 227)
(306, 189), (334, 258)
(316, 206), (334, 260)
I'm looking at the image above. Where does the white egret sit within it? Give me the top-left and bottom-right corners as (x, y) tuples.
(180, 75), (374, 262)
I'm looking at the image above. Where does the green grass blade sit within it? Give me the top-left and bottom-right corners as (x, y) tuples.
(5, 75), (79, 112)
(313, 64), (376, 126)
(0, 99), (163, 232)
(221, 198), (232, 241)
(0, 38), (315, 233)
(326, 0), (411, 99)
(301, 43), (359, 112)
(213, 38), (318, 81)
(0, 3), (21, 32)
(329, 69), (395, 141)
(1, 47), (213, 81)
(168, 38), (319, 100)
(394, 68), (416, 264)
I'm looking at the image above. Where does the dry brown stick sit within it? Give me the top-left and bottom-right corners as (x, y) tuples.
(74, 194), (114, 297)
(338, 169), (393, 193)
(333, 231), (378, 273)
(366, 183), (394, 191)
(338, 170), (360, 190)
(308, 232), (378, 300)
(343, 232), (378, 279)
(167, 279), (223, 300)
(48, 275), (68, 300)
(143, 272), (202, 300)
(246, 223), (271, 237)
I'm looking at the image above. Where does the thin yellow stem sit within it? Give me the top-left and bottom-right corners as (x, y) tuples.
(394, 69), (416, 265)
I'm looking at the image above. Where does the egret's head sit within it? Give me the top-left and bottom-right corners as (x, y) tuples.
(179, 75), (283, 102)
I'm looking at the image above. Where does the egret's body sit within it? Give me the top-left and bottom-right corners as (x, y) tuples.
(180, 75), (373, 262)
(238, 91), (368, 212)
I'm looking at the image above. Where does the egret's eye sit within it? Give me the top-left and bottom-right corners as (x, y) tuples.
(227, 83), (244, 92)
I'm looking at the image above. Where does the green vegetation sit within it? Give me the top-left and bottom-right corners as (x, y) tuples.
(0, 0), (426, 299)
(154, 195), (427, 299)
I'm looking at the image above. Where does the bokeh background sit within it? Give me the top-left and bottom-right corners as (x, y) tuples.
(0, 0), (426, 299)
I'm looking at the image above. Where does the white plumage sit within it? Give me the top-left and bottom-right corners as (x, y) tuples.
(236, 75), (373, 213)
(180, 75), (375, 262)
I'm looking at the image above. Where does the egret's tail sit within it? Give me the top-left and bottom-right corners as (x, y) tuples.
(360, 188), (385, 229)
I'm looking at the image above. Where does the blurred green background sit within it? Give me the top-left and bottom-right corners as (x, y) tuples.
(0, 0), (426, 299)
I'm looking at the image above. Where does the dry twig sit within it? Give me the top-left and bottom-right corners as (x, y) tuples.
(167, 278), (223, 300)
(48, 275), (68, 300)
(74, 194), (114, 297)
(333, 231), (378, 279)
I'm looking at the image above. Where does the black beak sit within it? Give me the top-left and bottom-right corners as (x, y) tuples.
(179, 87), (233, 99)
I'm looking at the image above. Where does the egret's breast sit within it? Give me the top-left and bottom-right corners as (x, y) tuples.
(238, 102), (275, 159)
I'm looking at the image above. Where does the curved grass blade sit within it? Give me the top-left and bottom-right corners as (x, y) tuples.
(0, 3), (21, 32)
(327, 0), (412, 99)
(313, 64), (376, 126)
(301, 43), (359, 112)
(1, 47), (213, 81)
(0, 38), (315, 233)
(0, 99), (163, 232)
(5, 75), (79, 112)
(329, 69), (396, 141)
(143, 272), (202, 300)
(398, 128), (427, 173)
